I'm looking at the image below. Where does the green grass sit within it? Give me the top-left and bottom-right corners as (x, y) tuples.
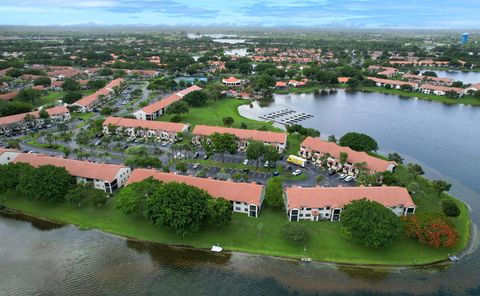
(394, 165), (471, 253)
(38, 90), (95, 107)
(1, 191), (467, 266)
(25, 140), (66, 152)
(158, 99), (280, 131)
(286, 133), (304, 156)
(72, 112), (95, 121)
(361, 86), (480, 107)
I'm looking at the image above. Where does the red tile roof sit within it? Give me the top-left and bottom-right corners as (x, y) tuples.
(420, 84), (464, 93)
(73, 78), (123, 107)
(139, 94), (182, 114)
(0, 91), (17, 101)
(402, 74), (453, 85)
(193, 125), (287, 145)
(13, 153), (127, 182)
(337, 77), (350, 83)
(222, 76), (242, 83)
(176, 85), (202, 97)
(0, 106), (69, 126)
(301, 137), (396, 172)
(137, 86), (202, 115)
(286, 186), (415, 210)
(368, 77), (418, 88)
(103, 116), (188, 133)
(126, 169), (264, 206)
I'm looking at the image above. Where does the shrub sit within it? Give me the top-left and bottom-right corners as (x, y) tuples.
(402, 213), (459, 248)
(441, 199), (461, 217)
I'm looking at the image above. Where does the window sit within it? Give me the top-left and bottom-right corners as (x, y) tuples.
(326, 207), (330, 210)
(306, 208), (311, 211)
(305, 214), (311, 217)
(235, 207), (241, 211)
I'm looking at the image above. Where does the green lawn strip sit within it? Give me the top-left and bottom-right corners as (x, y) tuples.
(72, 112), (95, 121)
(1, 193), (462, 265)
(173, 158), (273, 173)
(361, 86), (480, 106)
(286, 133), (304, 156)
(25, 140), (67, 152)
(39, 90), (96, 107)
(157, 98), (280, 131)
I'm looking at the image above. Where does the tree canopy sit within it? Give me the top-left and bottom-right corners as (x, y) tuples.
(341, 199), (402, 248)
(339, 132), (379, 152)
(183, 90), (208, 107)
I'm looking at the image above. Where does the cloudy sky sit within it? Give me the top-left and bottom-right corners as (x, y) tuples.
(0, 0), (479, 28)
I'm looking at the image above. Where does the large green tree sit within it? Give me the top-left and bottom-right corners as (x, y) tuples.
(144, 182), (210, 235)
(206, 198), (232, 228)
(341, 199), (402, 248)
(183, 90), (208, 107)
(265, 177), (284, 208)
(18, 165), (74, 201)
(209, 132), (238, 162)
(116, 177), (163, 214)
(246, 140), (265, 167)
(339, 132), (379, 152)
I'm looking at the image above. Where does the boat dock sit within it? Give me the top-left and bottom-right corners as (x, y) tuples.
(259, 108), (313, 125)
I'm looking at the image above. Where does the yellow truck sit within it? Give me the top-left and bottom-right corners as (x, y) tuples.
(287, 155), (307, 167)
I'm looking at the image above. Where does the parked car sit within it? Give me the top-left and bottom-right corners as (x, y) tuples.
(264, 161), (269, 168)
(344, 176), (354, 182)
(243, 159), (249, 165)
(193, 163), (200, 169)
(95, 141), (102, 146)
(273, 171), (280, 176)
(328, 169), (337, 176)
(203, 154), (210, 160)
(338, 174), (347, 180)
(292, 169), (302, 176)
(194, 152), (200, 159)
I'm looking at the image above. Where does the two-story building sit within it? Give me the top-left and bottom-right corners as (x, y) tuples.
(126, 169), (265, 217)
(103, 116), (188, 142)
(71, 78), (123, 112)
(0, 106), (70, 134)
(192, 125), (288, 152)
(285, 186), (416, 221)
(4, 152), (131, 193)
(132, 85), (202, 120)
(299, 137), (397, 175)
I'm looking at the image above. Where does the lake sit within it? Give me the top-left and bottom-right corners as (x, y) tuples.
(1, 210), (480, 296)
(2, 90), (480, 295)
(421, 70), (480, 84)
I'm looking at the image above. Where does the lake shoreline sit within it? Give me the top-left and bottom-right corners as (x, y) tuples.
(0, 205), (473, 269)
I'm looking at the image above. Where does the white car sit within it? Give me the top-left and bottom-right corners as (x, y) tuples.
(292, 169), (302, 176)
(193, 163), (200, 169)
(264, 161), (269, 168)
(344, 176), (354, 182)
(243, 159), (249, 165)
(338, 173), (347, 180)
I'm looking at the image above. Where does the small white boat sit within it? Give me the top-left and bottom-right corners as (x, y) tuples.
(211, 245), (223, 253)
(448, 255), (459, 262)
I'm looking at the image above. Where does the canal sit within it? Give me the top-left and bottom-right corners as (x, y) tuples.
(1, 90), (480, 295)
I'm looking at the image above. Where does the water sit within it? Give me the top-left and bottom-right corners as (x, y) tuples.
(421, 70), (480, 84)
(239, 90), (480, 199)
(1, 211), (480, 296)
(225, 48), (248, 57)
(2, 90), (480, 295)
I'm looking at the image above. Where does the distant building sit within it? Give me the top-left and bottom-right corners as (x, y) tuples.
(461, 33), (470, 45)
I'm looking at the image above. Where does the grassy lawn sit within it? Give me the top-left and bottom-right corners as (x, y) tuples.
(1, 192), (467, 265)
(394, 165), (471, 253)
(72, 112), (95, 121)
(38, 90), (95, 107)
(286, 133), (304, 156)
(158, 99), (280, 131)
(25, 140), (66, 152)
(361, 86), (480, 107)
